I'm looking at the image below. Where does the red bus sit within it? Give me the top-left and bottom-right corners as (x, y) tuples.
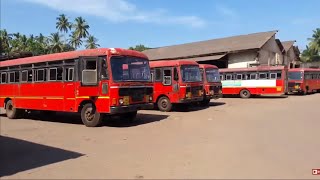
(219, 66), (288, 98)
(0, 48), (153, 127)
(288, 68), (320, 95)
(149, 60), (203, 112)
(199, 64), (222, 105)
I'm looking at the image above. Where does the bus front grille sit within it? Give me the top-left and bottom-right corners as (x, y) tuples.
(119, 87), (153, 102)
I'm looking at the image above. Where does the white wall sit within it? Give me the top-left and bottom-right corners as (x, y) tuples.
(259, 36), (284, 65)
(228, 51), (258, 68)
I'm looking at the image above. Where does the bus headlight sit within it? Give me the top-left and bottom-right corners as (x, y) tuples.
(119, 98), (124, 105)
(294, 85), (300, 89)
(186, 92), (191, 98)
(210, 90), (214, 95)
(149, 96), (153, 101)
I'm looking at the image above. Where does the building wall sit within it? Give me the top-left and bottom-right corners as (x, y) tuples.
(227, 51), (258, 68)
(258, 36), (284, 65)
(284, 47), (300, 68)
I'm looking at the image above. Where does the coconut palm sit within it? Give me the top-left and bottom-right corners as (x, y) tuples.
(301, 45), (319, 62)
(85, 35), (100, 49)
(48, 32), (64, 53)
(56, 14), (72, 33)
(73, 17), (90, 39)
(308, 28), (320, 52)
(0, 29), (12, 54)
(69, 31), (83, 49)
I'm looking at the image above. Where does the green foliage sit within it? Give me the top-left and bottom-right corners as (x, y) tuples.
(301, 28), (320, 62)
(0, 14), (100, 59)
(128, 44), (150, 52)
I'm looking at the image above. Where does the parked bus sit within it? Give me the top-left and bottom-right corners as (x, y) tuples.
(149, 60), (203, 112)
(219, 66), (288, 98)
(0, 48), (153, 127)
(199, 64), (222, 105)
(288, 68), (320, 95)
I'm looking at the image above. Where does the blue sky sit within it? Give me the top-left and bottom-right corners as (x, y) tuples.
(1, 0), (320, 50)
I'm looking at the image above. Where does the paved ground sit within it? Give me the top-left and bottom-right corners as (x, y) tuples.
(1, 94), (320, 179)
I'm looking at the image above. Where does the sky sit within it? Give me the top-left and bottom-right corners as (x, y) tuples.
(1, 0), (320, 50)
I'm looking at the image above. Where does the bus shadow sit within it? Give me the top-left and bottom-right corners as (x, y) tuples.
(1, 111), (169, 128)
(0, 135), (83, 178)
(222, 95), (288, 99)
(103, 113), (169, 128)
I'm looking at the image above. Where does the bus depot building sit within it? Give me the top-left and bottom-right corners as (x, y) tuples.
(143, 30), (301, 69)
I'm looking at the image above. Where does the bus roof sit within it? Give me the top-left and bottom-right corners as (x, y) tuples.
(219, 66), (286, 73)
(289, 68), (320, 72)
(0, 48), (148, 68)
(199, 64), (218, 69)
(149, 60), (199, 68)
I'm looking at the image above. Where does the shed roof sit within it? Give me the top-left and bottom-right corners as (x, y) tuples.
(281, 41), (296, 51)
(143, 30), (278, 60)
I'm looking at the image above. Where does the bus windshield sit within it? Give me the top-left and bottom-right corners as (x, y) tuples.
(206, 68), (220, 82)
(181, 65), (202, 82)
(110, 56), (151, 82)
(288, 72), (303, 80)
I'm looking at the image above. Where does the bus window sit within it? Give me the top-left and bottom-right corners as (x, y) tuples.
(9, 72), (15, 83)
(35, 69), (46, 82)
(1, 73), (7, 84)
(65, 67), (74, 81)
(21, 70), (28, 82)
(155, 68), (162, 82)
(270, 73), (277, 79)
(220, 75), (224, 80)
(14, 72), (19, 83)
(27, 70), (33, 82)
(163, 69), (172, 85)
(49, 68), (58, 81)
(250, 73), (257, 80)
(226, 74), (232, 80)
(259, 73), (267, 79)
(173, 67), (179, 81)
(236, 74), (242, 80)
(276, 72), (282, 79)
(101, 60), (108, 80)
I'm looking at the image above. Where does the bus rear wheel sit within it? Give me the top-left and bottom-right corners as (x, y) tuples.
(80, 103), (103, 127)
(240, 89), (251, 98)
(5, 100), (22, 119)
(157, 96), (172, 112)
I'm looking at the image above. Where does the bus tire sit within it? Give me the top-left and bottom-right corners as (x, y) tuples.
(240, 89), (251, 99)
(5, 100), (22, 119)
(80, 103), (102, 127)
(121, 111), (137, 122)
(157, 96), (172, 112)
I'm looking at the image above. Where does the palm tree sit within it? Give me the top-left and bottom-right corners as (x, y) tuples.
(48, 32), (64, 53)
(301, 45), (319, 62)
(85, 35), (99, 49)
(69, 31), (83, 49)
(0, 29), (12, 55)
(308, 28), (320, 52)
(56, 14), (72, 33)
(73, 17), (90, 39)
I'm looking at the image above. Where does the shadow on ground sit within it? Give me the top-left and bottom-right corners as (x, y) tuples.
(0, 111), (169, 128)
(222, 95), (288, 99)
(170, 101), (226, 112)
(0, 136), (83, 177)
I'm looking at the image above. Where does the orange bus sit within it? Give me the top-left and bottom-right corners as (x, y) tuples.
(199, 64), (222, 105)
(149, 60), (203, 111)
(0, 48), (153, 127)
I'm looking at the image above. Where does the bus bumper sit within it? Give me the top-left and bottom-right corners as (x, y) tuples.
(206, 94), (222, 100)
(110, 103), (154, 114)
(179, 97), (203, 103)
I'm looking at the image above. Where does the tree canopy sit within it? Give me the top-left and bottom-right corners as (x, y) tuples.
(0, 14), (100, 59)
(128, 44), (150, 52)
(301, 28), (320, 62)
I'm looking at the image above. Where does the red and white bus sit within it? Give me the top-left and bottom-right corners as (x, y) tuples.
(288, 68), (320, 95)
(149, 60), (203, 112)
(199, 64), (222, 105)
(219, 66), (288, 98)
(0, 48), (153, 127)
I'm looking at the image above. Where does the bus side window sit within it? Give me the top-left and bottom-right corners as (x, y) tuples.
(236, 74), (242, 80)
(220, 74), (224, 80)
(173, 67), (179, 81)
(66, 67), (74, 81)
(101, 59), (108, 80)
(1, 73), (7, 84)
(226, 74), (232, 80)
(155, 68), (162, 82)
(49, 68), (58, 81)
(27, 70), (33, 82)
(270, 73), (277, 79)
(163, 69), (172, 85)
(35, 69), (46, 82)
(21, 70), (28, 83)
(9, 72), (15, 83)
(250, 73), (257, 80)
(259, 73), (267, 79)
(277, 72), (282, 79)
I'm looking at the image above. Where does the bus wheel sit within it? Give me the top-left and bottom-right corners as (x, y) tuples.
(157, 96), (172, 112)
(121, 111), (137, 122)
(240, 89), (251, 98)
(5, 100), (22, 119)
(80, 103), (102, 127)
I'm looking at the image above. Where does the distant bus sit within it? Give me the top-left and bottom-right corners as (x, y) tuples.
(288, 68), (320, 95)
(0, 48), (153, 127)
(219, 66), (288, 98)
(150, 60), (203, 112)
(199, 64), (222, 105)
